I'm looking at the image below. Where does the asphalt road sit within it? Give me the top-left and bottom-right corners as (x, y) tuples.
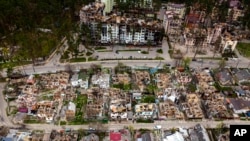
(6, 59), (248, 77)
(23, 120), (250, 132)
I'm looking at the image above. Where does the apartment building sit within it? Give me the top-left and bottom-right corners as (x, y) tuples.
(163, 11), (182, 35)
(185, 12), (202, 28)
(229, 7), (244, 21)
(80, 1), (163, 45)
(207, 23), (224, 44)
(114, 0), (153, 8)
(79, 2), (105, 24)
(101, 0), (115, 14)
(166, 3), (186, 19)
(183, 27), (208, 52)
(228, 0), (244, 21)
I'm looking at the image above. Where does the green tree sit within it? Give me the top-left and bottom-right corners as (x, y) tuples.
(215, 122), (228, 135)
(182, 57), (191, 68)
(142, 95), (155, 103)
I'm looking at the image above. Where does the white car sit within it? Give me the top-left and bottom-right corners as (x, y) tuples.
(154, 125), (162, 129)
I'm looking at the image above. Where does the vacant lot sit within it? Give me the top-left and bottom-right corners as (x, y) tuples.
(236, 42), (250, 57)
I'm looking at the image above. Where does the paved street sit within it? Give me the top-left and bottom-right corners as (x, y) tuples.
(4, 58), (248, 77)
(22, 120), (250, 132)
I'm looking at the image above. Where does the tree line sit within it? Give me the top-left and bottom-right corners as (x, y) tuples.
(0, 0), (95, 67)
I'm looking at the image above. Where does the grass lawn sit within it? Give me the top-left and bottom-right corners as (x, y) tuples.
(70, 95), (87, 125)
(88, 57), (97, 61)
(237, 42), (250, 57)
(70, 57), (86, 62)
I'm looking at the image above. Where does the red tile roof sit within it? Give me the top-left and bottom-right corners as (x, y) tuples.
(110, 132), (121, 141)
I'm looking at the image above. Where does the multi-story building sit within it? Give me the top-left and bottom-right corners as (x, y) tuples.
(228, 0), (244, 21)
(207, 23), (225, 44)
(114, 0), (153, 8)
(101, 0), (115, 14)
(163, 11), (182, 35)
(79, 2), (105, 24)
(228, 7), (244, 21)
(185, 9), (206, 28)
(183, 28), (209, 53)
(80, 1), (163, 46)
(166, 3), (186, 19)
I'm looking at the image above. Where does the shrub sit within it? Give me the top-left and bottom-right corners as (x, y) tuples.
(60, 121), (67, 125)
(156, 49), (163, 54)
(136, 118), (154, 123)
(70, 57), (86, 62)
(141, 51), (149, 54)
(86, 52), (93, 56)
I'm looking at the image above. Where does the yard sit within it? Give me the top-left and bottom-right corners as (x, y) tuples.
(68, 94), (87, 125)
(236, 42), (250, 58)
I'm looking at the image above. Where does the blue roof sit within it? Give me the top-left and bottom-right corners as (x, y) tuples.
(150, 68), (158, 74)
(246, 111), (250, 117)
